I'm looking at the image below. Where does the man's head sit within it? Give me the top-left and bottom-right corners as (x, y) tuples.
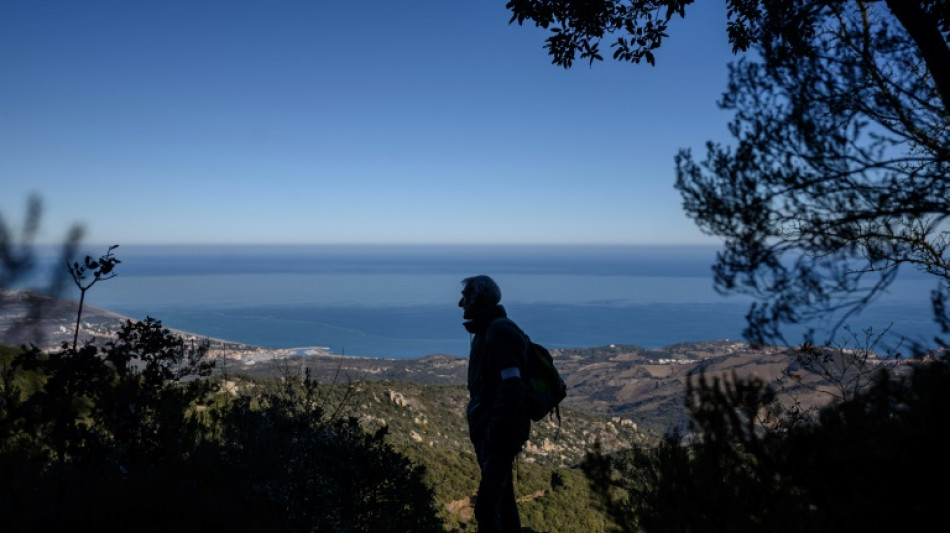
(459, 275), (501, 319)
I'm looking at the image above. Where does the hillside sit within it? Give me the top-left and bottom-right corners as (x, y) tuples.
(233, 339), (840, 437)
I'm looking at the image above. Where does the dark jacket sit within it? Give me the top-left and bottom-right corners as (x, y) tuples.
(464, 304), (531, 458)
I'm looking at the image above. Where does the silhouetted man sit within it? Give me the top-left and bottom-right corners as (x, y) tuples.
(459, 275), (531, 533)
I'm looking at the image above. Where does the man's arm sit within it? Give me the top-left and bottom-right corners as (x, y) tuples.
(488, 323), (528, 417)
(500, 366), (521, 380)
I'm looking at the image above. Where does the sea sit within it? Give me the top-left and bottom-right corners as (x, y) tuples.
(25, 244), (943, 359)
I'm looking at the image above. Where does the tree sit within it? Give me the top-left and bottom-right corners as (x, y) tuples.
(582, 357), (950, 532)
(506, 1), (950, 348)
(206, 373), (446, 533)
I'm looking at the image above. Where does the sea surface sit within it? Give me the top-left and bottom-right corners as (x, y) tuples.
(28, 244), (942, 359)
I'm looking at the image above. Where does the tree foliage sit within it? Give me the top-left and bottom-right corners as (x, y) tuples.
(507, 0), (950, 347)
(0, 322), (446, 531)
(676, 1), (950, 346)
(506, 0), (693, 67)
(582, 356), (950, 532)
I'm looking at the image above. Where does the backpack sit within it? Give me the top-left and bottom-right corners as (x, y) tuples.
(490, 318), (568, 427)
(521, 339), (568, 425)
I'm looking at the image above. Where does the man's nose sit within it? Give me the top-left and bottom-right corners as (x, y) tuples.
(458, 296), (464, 307)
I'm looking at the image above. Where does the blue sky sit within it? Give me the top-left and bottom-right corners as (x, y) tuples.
(2, 1), (738, 246)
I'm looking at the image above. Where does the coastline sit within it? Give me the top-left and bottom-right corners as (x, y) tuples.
(0, 288), (421, 364)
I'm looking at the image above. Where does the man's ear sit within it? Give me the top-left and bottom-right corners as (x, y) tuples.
(473, 291), (489, 308)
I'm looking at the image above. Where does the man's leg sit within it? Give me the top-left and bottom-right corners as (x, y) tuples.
(500, 470), (522, 533)
(475, 451), (521, 533)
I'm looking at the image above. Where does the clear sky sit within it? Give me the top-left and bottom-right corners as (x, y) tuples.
(2, 1), (738, 246)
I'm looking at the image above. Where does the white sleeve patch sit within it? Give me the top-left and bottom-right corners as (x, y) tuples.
(500, 367), (521, 380)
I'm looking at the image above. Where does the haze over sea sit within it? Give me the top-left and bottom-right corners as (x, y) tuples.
(41, 244), (940, 360)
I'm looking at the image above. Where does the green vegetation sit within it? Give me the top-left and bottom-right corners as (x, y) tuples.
(583, 357), (950, 531)
(236, 377), (627, 532)
(0, 324), (446, 532)
(1, 333), (628, 532)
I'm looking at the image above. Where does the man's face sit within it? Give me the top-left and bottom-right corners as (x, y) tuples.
(459, 284), (478, 319)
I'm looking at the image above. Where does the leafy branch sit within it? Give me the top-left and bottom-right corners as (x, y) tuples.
(67, 245), (120, 350)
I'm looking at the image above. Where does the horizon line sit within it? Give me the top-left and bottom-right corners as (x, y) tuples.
(36, 241), (725, 248)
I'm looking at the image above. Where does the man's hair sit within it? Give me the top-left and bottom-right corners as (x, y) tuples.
(461, 275), (501, 306)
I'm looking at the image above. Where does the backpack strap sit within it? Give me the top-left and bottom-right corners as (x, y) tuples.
(488, 317), (529, 371)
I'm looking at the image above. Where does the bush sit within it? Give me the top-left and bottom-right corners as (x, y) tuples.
(583, 357), (950, 532)
(0, 318), (446, 532)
